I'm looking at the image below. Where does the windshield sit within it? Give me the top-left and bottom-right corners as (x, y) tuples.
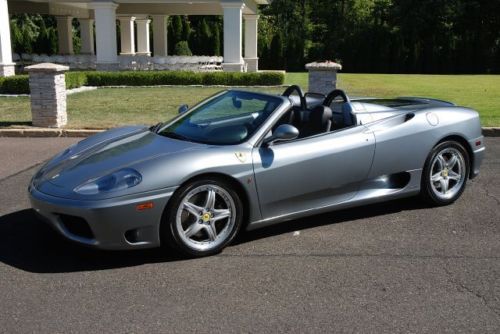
(158, 91), (283, 145)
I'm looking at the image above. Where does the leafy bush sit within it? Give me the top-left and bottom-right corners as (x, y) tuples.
(174, 41), (192, 56)
(0, 70), (285, 94)
(65, 71), (88, 89)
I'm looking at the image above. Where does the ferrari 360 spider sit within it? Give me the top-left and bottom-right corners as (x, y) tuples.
(29, 86), (485, 256)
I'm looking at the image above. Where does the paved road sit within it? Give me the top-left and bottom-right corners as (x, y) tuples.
(0, 137), (498, 333)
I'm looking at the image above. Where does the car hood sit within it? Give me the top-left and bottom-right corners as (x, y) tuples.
(36, 126), (205, 198)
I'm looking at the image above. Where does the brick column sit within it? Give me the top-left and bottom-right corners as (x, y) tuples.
(306, 61), (342, 95)
(25, 63), (69, 128)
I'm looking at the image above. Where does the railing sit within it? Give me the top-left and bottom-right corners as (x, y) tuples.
(13, 53), (224, 72)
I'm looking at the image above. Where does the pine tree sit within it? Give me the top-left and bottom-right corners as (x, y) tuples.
(269, 33), (284, 70)
(211, 23), (221, 56)
(198, 19), (211, 55)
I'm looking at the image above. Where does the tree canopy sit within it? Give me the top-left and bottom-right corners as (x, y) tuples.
(9, 1), (500, 73)
(259, 0), (500, 73)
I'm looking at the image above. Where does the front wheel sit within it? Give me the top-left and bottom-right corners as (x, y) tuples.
(421, 141), (470, 205)
(162, 178), (243, 257)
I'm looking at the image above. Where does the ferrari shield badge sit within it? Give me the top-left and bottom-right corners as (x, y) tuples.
(235, 152), (247, 163)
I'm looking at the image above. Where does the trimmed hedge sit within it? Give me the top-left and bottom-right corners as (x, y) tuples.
(85, 71), (285, 87)
(0, 75), (30, 94)
(0, 70), (285, 94)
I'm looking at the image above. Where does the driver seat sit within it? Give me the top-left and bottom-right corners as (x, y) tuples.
(300, 105), (333, 138)
(341, 102), (356, 127)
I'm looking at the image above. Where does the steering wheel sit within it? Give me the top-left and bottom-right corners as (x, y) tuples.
(282, 85), (307, 111)
(323, 89), (350, 107)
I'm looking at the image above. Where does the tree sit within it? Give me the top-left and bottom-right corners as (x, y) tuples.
(269, 33), (284, 70)
(168, 16), (183, 54)
(211, 23), (221, 56)
(198, 19), (211, 55)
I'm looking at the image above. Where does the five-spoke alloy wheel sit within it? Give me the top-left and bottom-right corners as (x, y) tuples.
(163, 178), (243, 257)
(421, 141), (469, 205)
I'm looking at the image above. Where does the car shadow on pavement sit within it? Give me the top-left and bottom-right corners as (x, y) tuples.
(0, 209), (186, 273)
(0, 197), (429, 273)
(235, 197), (429, 245)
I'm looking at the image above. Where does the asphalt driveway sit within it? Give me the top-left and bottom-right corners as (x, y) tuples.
(0, 137), (498, 333)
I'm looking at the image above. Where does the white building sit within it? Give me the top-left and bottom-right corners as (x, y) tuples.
(0, 0), (269, 76)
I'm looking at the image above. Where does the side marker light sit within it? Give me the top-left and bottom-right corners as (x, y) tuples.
(136, 202), (154, 211)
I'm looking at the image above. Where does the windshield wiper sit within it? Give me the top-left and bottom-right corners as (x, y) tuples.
(150, 122), (164, 133)
(161, 131), (193, 142)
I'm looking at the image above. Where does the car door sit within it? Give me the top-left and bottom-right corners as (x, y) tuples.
(252, 126), (376, 220)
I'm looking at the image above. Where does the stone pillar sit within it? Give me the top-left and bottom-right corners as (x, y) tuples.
(56, 16), (74, 55)
(306, 61), (343, 95)
(136, 18), (151, 56)
(118, 16), (136, 55)
(221, 1), (245, 72)
(244, 14), (259, 72)
(0, 0), (15, 77)
(78, 18), (94, 55)
(152, 15), (168, 56)
(92, 2), (119, 71)
(25, 63), (69, 128)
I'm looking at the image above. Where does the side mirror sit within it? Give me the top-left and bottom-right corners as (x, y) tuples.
(232, 97), (242, 109)
(178, 104), (189, 114)
(263, 124), (299, 146)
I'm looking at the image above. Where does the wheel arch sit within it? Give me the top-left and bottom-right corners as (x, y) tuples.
(435, 134), (474, 179)
(160, 172), (251, 243)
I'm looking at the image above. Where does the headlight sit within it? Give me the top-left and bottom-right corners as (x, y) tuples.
(74, 168), (142, 195)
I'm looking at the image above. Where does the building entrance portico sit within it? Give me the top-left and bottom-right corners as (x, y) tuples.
(1, 0), (269, 76)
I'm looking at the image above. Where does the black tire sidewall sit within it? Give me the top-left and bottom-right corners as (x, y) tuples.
(162, 178), (244, 257)
(421, 141), (470, 205)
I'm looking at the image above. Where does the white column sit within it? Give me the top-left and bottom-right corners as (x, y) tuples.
(152, 15), (168, 56)
(244, 14), (259, 72)
(136, 18), (151, 56)
(221, 1), (245, 72)
(118, 16), (136, 55)
(78, 19), (94, 55)
(0, 0), (15, 77)
(56, 16), (74, 55)
(92, 2), (119, 70)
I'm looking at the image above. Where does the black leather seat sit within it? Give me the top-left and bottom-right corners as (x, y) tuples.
(299, 105), (333, 138)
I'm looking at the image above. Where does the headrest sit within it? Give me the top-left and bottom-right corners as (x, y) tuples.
(310, 105), (333, 125)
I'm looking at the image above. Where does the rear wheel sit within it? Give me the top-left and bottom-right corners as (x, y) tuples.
(421, 141), (469, 205)
(163, 178), (243, 257)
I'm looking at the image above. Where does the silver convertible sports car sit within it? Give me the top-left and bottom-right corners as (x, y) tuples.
(29, 86), (485, 257)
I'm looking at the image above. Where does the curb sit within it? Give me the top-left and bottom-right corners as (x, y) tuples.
(481, 127), (500, 137)
(0, 127), (499, 138)
(0, 129), (103, 137)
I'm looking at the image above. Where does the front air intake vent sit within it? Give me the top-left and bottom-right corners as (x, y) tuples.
(58, 214), (94, 239)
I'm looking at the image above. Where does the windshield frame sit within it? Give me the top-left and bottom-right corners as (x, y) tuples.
(156, 90), (288, 146)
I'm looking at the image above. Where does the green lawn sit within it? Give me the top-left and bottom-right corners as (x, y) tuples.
(0, 73), (499, 128)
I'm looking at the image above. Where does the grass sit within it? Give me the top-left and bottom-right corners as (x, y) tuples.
(0, 73), (499, 128)
(286, 73), (500, 127)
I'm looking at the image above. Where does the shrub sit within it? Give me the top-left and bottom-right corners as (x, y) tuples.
(174, 41), (192, 56)
(0, 75), (29, 94)
(65, 71), (88, 89)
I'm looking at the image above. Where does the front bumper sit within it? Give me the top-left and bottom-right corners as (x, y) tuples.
(469, 135), (485, 179)
(29, 186), (176, 250)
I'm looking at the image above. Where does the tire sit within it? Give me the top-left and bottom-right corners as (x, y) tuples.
(162, 178), (244, 257)
(421, 140), (470, 206)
